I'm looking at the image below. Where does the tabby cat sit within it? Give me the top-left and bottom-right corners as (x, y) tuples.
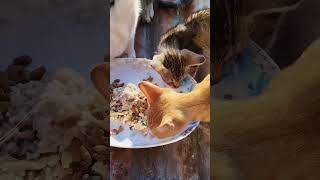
(152, 0), (304, 87)
(151, 8), (210, 88)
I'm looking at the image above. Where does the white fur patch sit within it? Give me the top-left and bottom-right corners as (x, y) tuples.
(110, 0), (141, 59)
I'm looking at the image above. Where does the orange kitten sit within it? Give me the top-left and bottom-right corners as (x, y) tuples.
(138, 74), (210, 138)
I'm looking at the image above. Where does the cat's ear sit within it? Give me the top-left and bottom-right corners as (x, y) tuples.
(181, 49), (206, 66)
(138, 81), (163, 105)
(181, 49), (206, 76)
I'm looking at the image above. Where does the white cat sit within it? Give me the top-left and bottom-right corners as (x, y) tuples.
(110, 0), (141, 59)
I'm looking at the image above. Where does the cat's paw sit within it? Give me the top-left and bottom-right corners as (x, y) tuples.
(141, 2), (154, 23)
(117, 51), (136, 58)
(127, 50), (136, 58)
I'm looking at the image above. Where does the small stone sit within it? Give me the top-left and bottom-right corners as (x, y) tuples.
(57, 112), (81, 129)
(93, 145), (107, 155)
(20, 70), (31, 83)
(13, 55), (32, 66)
(61, 151), (73, 169)
(6, 65), (25, 82)
(92, 153), (106, 161)
(91, 161), (106, 180)
(118, 82), (124, 87)
(79, 146), (92, 170)
(30, 66), (46, 81)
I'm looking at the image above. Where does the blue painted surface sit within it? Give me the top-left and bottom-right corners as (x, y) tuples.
(213, 40), (280, 99)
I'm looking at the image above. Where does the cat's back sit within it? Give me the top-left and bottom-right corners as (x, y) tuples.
(188, 9), (210, 56)
(185, 8), (210, 29)
(158, 8), (210, 53)
(110, 0), (140, 27)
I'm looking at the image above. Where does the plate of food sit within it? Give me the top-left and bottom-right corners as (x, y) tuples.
(109, 58), (199, 148)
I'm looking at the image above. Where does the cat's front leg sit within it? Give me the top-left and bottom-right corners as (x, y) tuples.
(125, 36), (136, 58)
(141, 0), (154, 23)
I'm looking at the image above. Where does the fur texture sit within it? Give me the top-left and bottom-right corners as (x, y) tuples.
(138, 74), (210, 138)
(140, 0), (154, 23)
(151, 8), (210, 87)
(110, 0), (141, 59)
(152, 48), (206, 88)
(213, 40), (320, 179)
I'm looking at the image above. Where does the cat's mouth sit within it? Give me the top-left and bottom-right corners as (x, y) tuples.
(170, 82), (179, 88)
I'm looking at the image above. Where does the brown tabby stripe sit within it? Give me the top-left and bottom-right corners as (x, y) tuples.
(162, 48), (185, 79)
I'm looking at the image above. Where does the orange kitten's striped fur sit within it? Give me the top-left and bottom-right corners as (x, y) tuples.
(138, 74), (210, 138)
